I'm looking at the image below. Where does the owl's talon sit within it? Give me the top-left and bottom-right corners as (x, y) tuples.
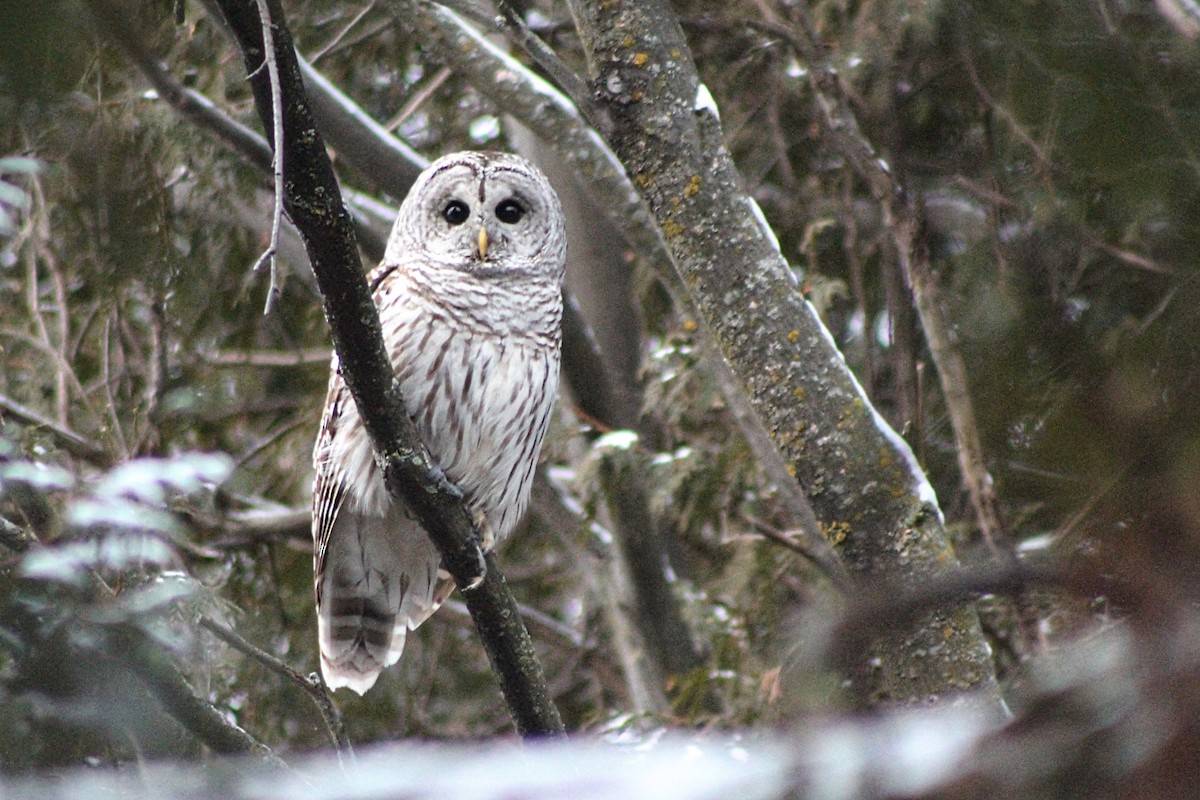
(428, 464), (463, 500)
(462, 546), (487, 592)
(459, 509), (491, 590)
(470, 508), (497, 552)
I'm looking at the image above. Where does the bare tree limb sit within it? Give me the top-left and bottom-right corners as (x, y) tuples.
(250, 0), (285, 313)
(530, 473), (670, 714)
(201, 348), (333, 367)
(89, 0), (391, 260)
(492, 0), (597, 121)
(0, 392), (113, 468)
(107, 623), (286, 764)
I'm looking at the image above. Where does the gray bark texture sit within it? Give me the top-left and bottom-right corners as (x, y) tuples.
(566, 0), (1002, 708)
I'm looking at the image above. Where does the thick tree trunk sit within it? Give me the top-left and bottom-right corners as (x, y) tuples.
(566, 0), (1002, 708)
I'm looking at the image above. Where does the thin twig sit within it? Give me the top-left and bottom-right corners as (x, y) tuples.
(0, 327), (99, 427)
(100, 313), (130, 460)
(91, 0), (274, 172)
(443, 598), (585, 650)
(0, 394), (112, 468)
(201, 348), (333, 367)
(308, 0), (377, 63)
(493, 0), (598, 122)
(958, 38), (1056, 175)
(747, 517), (847, 576)
(428, 0), (495, 28)
(385, 66), (452, 131)
(21, 200), (70, 427)
(91, 2), (392, 259)
(198, 615), (353, 761)
(253, 0), (285, 314)
(109, 623), (286, 765)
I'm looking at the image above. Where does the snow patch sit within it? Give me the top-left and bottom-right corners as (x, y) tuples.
(746, 196), (781, 254)
(693, 83), (720, 120)
(595, 430), (640, 451)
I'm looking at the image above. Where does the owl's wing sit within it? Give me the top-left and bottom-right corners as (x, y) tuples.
(311, 261), (395, 566)
(311, 364), (349, 606)
(310, 292), (455, 695)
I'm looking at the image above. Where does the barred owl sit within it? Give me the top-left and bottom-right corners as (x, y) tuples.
(312, 151), (566, 694)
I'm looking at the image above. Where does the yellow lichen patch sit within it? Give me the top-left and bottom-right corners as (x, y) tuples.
(786, 463), (797, 478)
(793, 386), (806, 400)
(839, 399), (865, 424)
(684, 174), (702, 197)
(821, 520), (851, 546)
(621, 34), (635, 48)
(633, 52), (649, 67)
(634, 172), (654, 188)
(662, 218), (685, 238)
(682, 318), (698, 332)
(671, 48), (682, 58)
(787, 329), (800, 342)
(942, 626), (956, 640)
(878, 447), (893, 468)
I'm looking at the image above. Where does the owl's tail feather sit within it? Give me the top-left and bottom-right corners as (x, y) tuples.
(317, 509), (448, 695)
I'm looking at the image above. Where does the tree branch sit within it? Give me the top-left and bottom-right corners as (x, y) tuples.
(249, 0), (285, 313)
(199, 615), (352, 759)
(751, 13), (1007, 553)
(89, 0), (391, 260)
(565, 0), (1002, 707)
(206, 0), (562, 737)
(108, 623), (286, 764)
(0, 392), (112, 468)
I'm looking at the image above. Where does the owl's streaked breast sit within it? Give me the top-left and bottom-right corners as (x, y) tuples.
(333, 263), (560, 545)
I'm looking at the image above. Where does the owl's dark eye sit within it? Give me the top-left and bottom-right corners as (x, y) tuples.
(495, 199), (525, 224)
(442, 200), (470, 225)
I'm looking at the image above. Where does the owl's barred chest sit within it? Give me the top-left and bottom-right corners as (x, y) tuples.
(336, 306), (559, 541)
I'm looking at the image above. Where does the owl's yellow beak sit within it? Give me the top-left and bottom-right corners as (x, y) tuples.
(476, 226), (489, 260)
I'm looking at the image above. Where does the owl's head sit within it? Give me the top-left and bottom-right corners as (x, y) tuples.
(385, 151), (566, 282)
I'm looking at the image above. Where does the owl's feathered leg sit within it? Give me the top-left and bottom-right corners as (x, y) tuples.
(317, 505), (446, 694)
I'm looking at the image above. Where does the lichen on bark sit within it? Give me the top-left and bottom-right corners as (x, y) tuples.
(567, 0), (1002, 709)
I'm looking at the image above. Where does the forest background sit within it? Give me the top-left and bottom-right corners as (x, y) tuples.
(1, 0), (1199, 797)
